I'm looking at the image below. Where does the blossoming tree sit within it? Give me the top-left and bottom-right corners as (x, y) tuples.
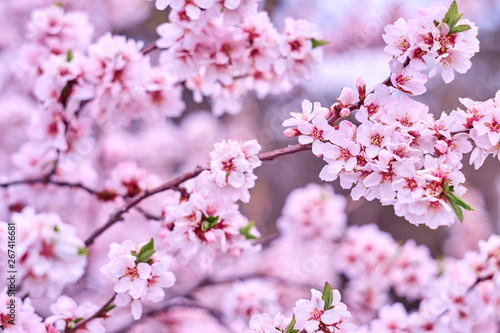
(0, 0), (499, 332)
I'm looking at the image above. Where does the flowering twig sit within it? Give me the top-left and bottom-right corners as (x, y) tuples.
(66, 293), (116, 333)
(84, 143), (317, 246)
(84, 165), (207, 246)
(0, 178), (98, 196)
(257, 143), (312, 161)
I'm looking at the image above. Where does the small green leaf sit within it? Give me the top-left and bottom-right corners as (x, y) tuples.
(445, 194), (464, 222)
(54, 2), (63, 8)
(284, 314), (299, 333)
(73, 317), (84, 324)
(239, 220), (258, 240)
(59, 82), (72, 107)
(66, 49), (73, 62)
(105, 304), (116, 312)
(78, 247), (89, 256)
(443, 179), (450, 193)
(450, 24), (471, 34)
(53, 225), (60, 232)
(443, 1), (461, 28)
(311, 38), (329, 48)
(201, 215), (219, 231)
(321, 282), (334, 310)
(442, 1), (469, 35)
(133, 238), (156, 263)
(448, 193), (474, 211)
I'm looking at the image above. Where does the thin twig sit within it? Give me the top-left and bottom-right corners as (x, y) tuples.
(0, 178), (98, 196)
(141, 40), (158, 55)
(84, 165), (207, 246)
(66, 294), (116, 333)
(134, 206), (163, 221)
(84, 142), (320, 246)
(257, 143), (312, 161)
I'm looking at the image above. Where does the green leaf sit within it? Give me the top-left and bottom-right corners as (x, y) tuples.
(445, 194), (464, 222)
(448, 193), (474, 211)
(443, 1), (461, 28)
(443, 179), (450, 193)
(105, 304), (116, 312)
(239, 220), (258, 240)
(201, 215), (219, 231)
(450, 24), (471, 34)
(311, 38), (329, 48)
(53, 225), (60, 232)
(322, 282), (334, 310)
(133, 238), (156, 263)
(74, 317), (84, 324)
(442, 1), (469, 34)
(284, 314), (299, 333)
(66, 49), (73, 62)
(59, 82), (72, 107)
(78, 247), (89, 256)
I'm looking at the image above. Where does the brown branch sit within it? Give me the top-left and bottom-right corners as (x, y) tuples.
(134, 206), (163, 221)
(84, 165), (207, 246)
(141, 40), (158, 55)
(0, 178), (98, 196)
(466, 273), (494, 293)
(67, 294), (116, 333)
(84, 142), (320, 246)
(257, 143), (312, 161)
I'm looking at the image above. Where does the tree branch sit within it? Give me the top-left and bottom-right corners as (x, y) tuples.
(0, 178), (98, 196)
(141, 40), (158, 55)
(66, 294), (116, 333)
(84, 165), (207, 246)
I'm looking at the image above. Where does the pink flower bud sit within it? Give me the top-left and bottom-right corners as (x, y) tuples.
(283, 128), (301, 138)
(338, 87), (357, 107)
(435, 140), (448, 154)
(340, 108), (351, 118)
(356, 77), (366, 101)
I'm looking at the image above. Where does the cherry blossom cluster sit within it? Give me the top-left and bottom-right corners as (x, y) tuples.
(8, 1), (325, 182)
(8, 5), (181, 185)
(355, 234), (500, 332)
(247, 283), (356, 333)
(281, 1), (482, 230)
(283, 84), (476, 229)
(0, 289), (107, 332)
(44, 295), (105, 333)
(0, 208), (87, 299)
(383, 0), (479, 92)
(159, 139), (261, 269)
(150, 0), (261, 23)
(102, 161), (161, 200)
(221, 279), (281, 331)
(276, 182), (347, 241)
(452, 92), (500, 169)
(155, 6), (324, 115)
(245, 182), (500, 332)
(100, 238), (176, 320)
(0, 289), (46, 333)
(334, 224), (437, 322)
